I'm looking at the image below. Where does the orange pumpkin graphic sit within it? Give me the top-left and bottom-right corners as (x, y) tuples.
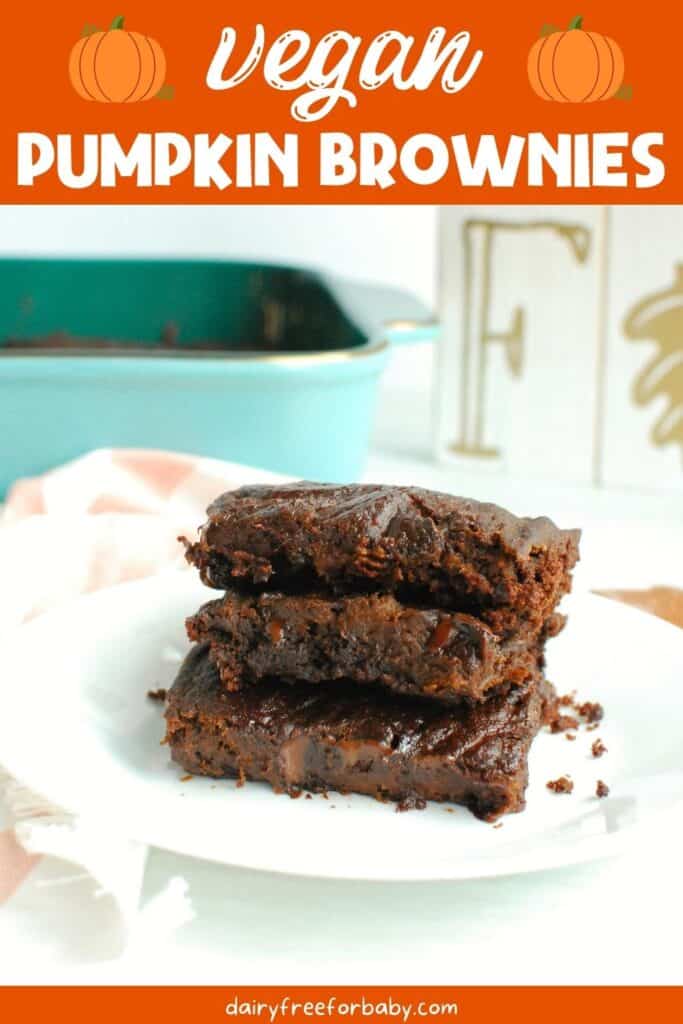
(527, 15), (625, 102)
(69, 15), (167, 102)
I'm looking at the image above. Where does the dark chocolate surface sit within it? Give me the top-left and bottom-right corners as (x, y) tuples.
(165, 644), (552, 821)
(184, 482), (580, 635)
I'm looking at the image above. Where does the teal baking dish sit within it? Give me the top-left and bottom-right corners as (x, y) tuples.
(0, 259), (435, 495)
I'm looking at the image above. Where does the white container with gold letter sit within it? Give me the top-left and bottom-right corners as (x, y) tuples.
(435, 206), (682, 493)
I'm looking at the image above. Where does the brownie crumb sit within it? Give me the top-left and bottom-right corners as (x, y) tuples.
(550, 713), (579, 734)
(147, 687), (168, 702)
(305, 793), (312, 800)
(586, 722), (599, 732)
(397, 795), (427, 812)
(493, 822), (503, 829)
(596, 780), (610, 798)
(552, 695), (605, 731)
(547, 775), (574, 794)
(591, 738), (608, 758)
(565, 733), (577, 742)
(179, 774), (193, 782)
(577, 701), (604, 723)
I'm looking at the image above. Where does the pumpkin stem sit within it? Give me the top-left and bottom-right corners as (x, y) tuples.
(567, 15), (583, 30)
(110, 15), (125, 30)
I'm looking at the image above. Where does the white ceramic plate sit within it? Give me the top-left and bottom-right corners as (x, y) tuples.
(1, 571), (682, 881)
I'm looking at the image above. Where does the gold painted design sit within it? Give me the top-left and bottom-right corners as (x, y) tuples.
(453, 219), (591, 458)
(623, 266), (683, 462)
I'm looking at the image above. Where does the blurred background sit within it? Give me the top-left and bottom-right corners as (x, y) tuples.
(0, 206), (437, 306)
(0, 204), (680, 545)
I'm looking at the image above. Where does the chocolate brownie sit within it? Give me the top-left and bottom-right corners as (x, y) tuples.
(164, 644), (553, 821)
(187, 590), (550, 703)
(183, 483), (580, 636)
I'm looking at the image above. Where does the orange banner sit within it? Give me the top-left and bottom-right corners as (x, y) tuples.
(0, 986), (682, 1020)
(1, 0), (681, 202)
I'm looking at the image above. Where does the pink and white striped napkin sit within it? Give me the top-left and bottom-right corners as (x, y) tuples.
(0, 449), (286, 961)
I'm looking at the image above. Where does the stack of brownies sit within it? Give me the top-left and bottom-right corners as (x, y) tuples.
(165, 482), (580, 821)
